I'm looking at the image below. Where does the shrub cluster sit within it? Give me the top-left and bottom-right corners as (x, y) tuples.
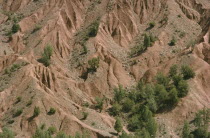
(130, 34), (157, 57)
(109, 64), (195, 137)
(182, 108), (210, 138)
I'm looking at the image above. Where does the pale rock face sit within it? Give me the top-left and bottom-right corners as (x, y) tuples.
(0, 0), (209, 137)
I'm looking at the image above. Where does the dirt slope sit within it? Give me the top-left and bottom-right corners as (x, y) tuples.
(0, 0), (209, 137)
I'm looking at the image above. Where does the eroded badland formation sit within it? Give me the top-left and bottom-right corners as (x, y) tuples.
(0, 0), (210, 137)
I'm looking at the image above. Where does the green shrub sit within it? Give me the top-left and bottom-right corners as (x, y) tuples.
(149, 22), (156, 28)
(182, 121), (190, 138)
(13, 108), (23, 117)
(26, 99), (32, 107)
(172, 74), (183, 87)
(0, 128), (14, 138)
(38, 45), (53, 67)
(181, 65), (195, 80)
(146, 98), (158, 113)
(88, 57), (100, 72)
(33, 25), (42, 33)
(114, 118), (123, 133)
(32, 128), (51, 138)
(8, 120), (14, 124)
(82, 102), (89, 107)
(48, 107), (56, 115)
(4, 68), (10, 74)
(128, 115), (140, 131)
(55, 132), (68, 138)
(169, 37), (176, 46)
(16, 96), (22, 103)
(12, 24), (20, 33)
(82, 112), (89, 120)
(33, 106), (40, 117)
(47, 126), (57, 135)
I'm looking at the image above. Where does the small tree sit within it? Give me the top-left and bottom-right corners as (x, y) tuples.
(114, 118), (123, 134)
(88, 57), (100, 72)
(181, 65), (195, 80)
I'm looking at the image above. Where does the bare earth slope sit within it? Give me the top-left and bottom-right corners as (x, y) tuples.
(0, 0), (209, 137)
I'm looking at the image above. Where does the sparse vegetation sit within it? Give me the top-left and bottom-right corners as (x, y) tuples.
(38, 45), (53, 67)
(33, 126), (90, 138)
(114, 118), (123, 134)
(10, 64), (21, 72)
(16, 96), (22, 103)
(8, 120), (14, 124)
(95, 97), (104, 112)
(82, 112), (89, 120)
(26, 99), (33, 107)
(0, 128), (14, 138)
(76, 19), (100, 48)
(13, 108), (23, 117)
(32, 25), (42, 33)
(47, 126), (57, 135)
(130, 33), (157, 57)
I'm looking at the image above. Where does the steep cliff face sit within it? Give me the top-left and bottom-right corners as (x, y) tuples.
(0, 0), (209, 137)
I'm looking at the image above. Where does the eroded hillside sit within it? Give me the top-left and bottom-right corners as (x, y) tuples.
(0, 0), (209, 137)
